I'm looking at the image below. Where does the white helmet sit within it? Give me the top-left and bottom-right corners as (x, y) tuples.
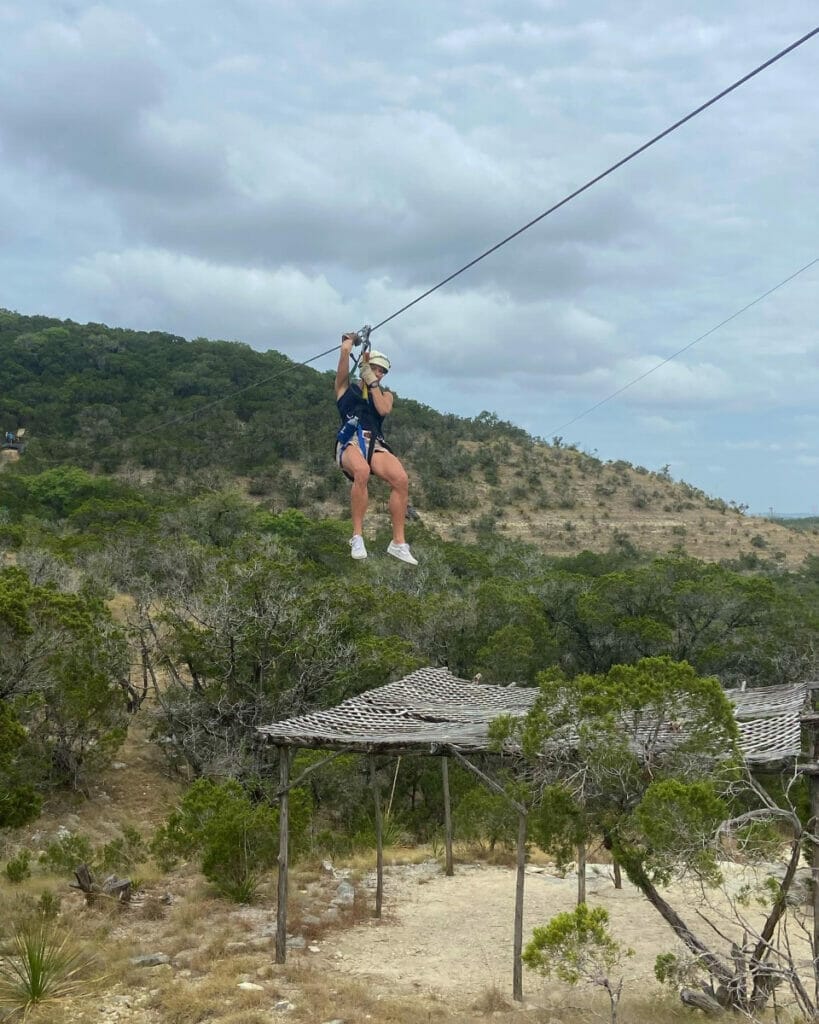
(367, 350), (391, 372)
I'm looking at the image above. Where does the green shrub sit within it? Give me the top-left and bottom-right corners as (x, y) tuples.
(36, 890), (61, 920)
(152, 778), (311, 903)
(41, 834), (94, 876)
(453, 785), (521, 852)
(4, 851), (32, 884)
(523, 904), (633, 1024)
(98, 826), (148, 873)
(41, 826), (147, 879)
(0, 703), (43, 829)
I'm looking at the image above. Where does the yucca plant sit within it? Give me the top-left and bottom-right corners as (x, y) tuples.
(0, 917), (97, 1016)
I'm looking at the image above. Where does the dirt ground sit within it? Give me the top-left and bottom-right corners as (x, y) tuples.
(317, 860), (672, 1008)
(7, 724), (811, 1023)
(314, 857), (810, 1014)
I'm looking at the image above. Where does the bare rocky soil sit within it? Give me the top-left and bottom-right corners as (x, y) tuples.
(313, 439), (819, 569)
(317, 859), (733, 1007)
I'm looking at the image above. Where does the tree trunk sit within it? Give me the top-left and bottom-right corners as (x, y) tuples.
(748, 834), (803, 1009)
(680, 988), (725, 1015)
(71, 864), (132, 904)
(577, 841), (586, 905)
(623, 860), (734, 990)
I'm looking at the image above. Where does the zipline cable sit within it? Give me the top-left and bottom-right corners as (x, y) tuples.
(31, 24), (819, 458)
(368, 25), (819, 334)
(129, 342), (342, 441)
(127, 22), (819, 447)
(547, 256), (819, 436)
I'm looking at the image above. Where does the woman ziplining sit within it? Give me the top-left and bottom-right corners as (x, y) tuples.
(323, 32), (817, 567)
(334, 331), (418, 564)
(65, 30), (815, 480)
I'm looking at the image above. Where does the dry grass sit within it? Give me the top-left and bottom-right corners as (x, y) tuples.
(338, 843), (443, 871)
(0, 864), (718, 1024)
(279, 963), (454, 1023)
(472, 983), (512, 1014)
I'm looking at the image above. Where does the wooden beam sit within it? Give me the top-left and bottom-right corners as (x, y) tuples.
(442, 756), (454, 877)
(276, 746), (291, 964)
(448, 747), (527, 815)
(275, 746), (354, 798)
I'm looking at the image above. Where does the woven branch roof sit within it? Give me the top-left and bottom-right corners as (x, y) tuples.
(257, 667), (814, 766)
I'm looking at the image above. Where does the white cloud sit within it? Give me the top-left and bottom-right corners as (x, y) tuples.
(637, 415), (693, 434)
(434, 19), (570, 53)
(64, 249), (358, 351)
(724, 440), (783, 452)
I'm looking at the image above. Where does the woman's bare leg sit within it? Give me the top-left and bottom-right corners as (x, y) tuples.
(341, 446), (371, 536)
(370, 451), (410, 544)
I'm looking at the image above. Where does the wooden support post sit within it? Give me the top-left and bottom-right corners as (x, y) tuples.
(809, 692), (819, 1006)
(513, 810), (527, 1002)
(442, 755), (454, 877)
(577, 841), (587, 905)
(275, 746), (291, 964)
(812, 774), (819, 1010)
(612, 858), (622, 890)
(370, 756), (384, 918)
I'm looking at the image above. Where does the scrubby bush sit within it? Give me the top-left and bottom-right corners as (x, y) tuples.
(523, 904), (633, 1024)
(42, 834), (94, 876)
(40, 826), (147, 879)
(152, 778), (311, 903)
(453, 785), (522, 852)
(98, 825), (149, 873)
(4, 851), (31, 884)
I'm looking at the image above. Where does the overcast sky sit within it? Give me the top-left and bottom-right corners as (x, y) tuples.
(1, 2), (817, 513)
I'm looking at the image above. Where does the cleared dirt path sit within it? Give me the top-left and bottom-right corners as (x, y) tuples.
(320, 861), (679, 1008)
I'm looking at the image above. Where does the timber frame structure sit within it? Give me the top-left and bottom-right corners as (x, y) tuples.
(257, 666), (818, 1002)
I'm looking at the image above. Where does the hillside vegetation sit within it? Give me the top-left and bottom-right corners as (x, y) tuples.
(2, 307), (815, 567)
(2, 310), (819, 1022)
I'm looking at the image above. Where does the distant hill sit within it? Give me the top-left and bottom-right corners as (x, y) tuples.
(1, 308), (816, 568)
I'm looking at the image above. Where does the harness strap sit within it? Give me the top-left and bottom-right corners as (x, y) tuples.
(365, 430), (377, 466)
(337, 419), (381, 465)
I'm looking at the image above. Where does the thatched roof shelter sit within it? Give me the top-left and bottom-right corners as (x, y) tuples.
(258, 666), (816, 1002)
(258, 666), (810, 764)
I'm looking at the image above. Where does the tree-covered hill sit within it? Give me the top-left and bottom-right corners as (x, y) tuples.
(3, 313), (819, 1024)
(1, 307), (815, 567)
(1, 311), (818, 951)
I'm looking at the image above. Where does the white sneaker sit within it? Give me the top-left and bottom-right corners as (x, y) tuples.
(387, 541), (418, 565)
(350, 535), (367, 560)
